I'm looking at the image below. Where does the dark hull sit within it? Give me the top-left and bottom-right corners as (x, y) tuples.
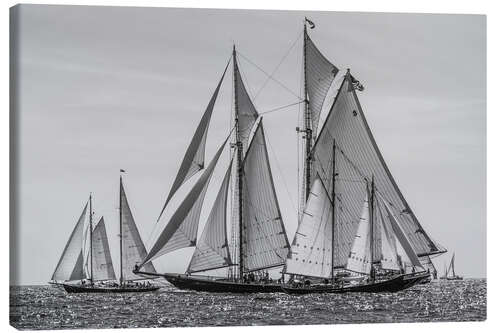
(163, 273), (284, 293)
(441, 276), (463, 281)
(281, 273), (429, 295)
(62, 284), (160, 293)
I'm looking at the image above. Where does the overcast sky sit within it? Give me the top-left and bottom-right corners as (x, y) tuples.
(11, 4), (485, 285)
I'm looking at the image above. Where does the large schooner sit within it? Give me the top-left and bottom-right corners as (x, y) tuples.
(50, 174), (159, 293)
(136, 18), (445, 294)
(282, 19), (444, 294)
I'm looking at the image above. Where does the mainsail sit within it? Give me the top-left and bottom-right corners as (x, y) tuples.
(311, 71), (441, 266)
(158, 62), (230, 221)
(240, 119), (290, 272)
(89, 217), (116, 281)
(51, 202), (88, 281)
(120, 179), (156, 280)
(187, 158), (233, 274)
(285, 176), (332, 279)
(142, 137), (229, 265)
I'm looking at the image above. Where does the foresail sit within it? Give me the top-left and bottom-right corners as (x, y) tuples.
(346, 189), (372, 275)
(312, 71), (441, 263)
(285, 177), (332, 279)
(120, 180), (156, 279)
(376, 198), (400, 271)
(241, 120), (290, 272)
(234, 58), (259, 152)
(187, 158), (233, 274)
(142, 137), (229, 266)
(90, 217), (116, 281)
(158, 62), (230, 221)
(51, 202), (88, 281)
(304, 31), (339, 139)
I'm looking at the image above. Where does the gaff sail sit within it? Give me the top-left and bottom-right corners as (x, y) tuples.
(187, 158), (234, 274)
(241, 119), (290, 272)
(285, 176), (332, 279)
(120, 180), (156, 279)
(88, 217), (116, 281)
(142, 137), (229, 266)
(158, 62), (230, 221)
(51, 202), (88, 282)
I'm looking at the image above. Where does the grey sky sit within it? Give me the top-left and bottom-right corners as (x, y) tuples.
(11, 4), (486, 285)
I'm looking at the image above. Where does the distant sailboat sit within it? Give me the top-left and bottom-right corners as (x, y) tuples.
(440, 253), (463, 280)
(50, 175), (159, 293)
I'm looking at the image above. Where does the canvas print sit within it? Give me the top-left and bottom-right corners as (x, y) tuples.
(9, 4), (486, 330)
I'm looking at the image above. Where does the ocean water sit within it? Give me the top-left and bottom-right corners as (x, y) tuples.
(10, 279), (486, 330)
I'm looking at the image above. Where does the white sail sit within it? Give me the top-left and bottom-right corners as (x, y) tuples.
(346, 189), (372, 275)
(89, 217), (116, 281)
(376, 198), (400, 271)
(187, 158), (233, 274)
(380, 197), (423, 270)
(234, 58), (259, 152)
(142, 137), (229, 265)
(120, 179), (156, 280)
(158, 63), (230, 221)
(311, 71), (441, 266)
(285, 177), (332, 279)
(51, 202), (88, 281)
(241, 119), (290, 272)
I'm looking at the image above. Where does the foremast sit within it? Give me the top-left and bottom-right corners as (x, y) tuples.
(89, 193), (93, 284)
(302, 21), (313, 206)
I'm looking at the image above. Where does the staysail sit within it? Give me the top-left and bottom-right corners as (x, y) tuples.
(376, 198), (400, 271)
(51, 201), (88, 281)
(240, 119), (290, 272)
(311, 71), (441, 266)
(187, 158), (233, 274)
(157, 62), (230, 221)
(346, 189), (372, 275)
(142, 137), (229, 265)
(89, 217), (116, 281)
(120, 179), (156, 280)
(285, 176), (332, 279)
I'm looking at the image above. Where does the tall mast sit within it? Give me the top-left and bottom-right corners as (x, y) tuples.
(89, 192), (93, 283)
(331, 140), (336, 284)
(369, 175), (375, 281)
(119, 174), (124, 286)
(233, 45), (244, 280)
(303, 20), (313, 204)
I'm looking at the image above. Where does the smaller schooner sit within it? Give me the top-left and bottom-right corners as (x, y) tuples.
(440, 253), (463, 280)
(50, 173), (159, 293)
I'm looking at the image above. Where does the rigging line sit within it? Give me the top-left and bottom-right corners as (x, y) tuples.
(260, 100), (306, 115)
(236, 51), (302, 101)
(253, 29), (303, 101)
(263, 126), (297, 214)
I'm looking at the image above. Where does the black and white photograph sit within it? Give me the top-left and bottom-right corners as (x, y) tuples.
(9, 2), (487, 330)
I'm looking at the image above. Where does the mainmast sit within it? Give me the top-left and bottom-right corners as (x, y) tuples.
(303, 20), (313, 204)
(369, 175), (375, 281)
(89, 193), (93, 283)
(119, 173), (124, 286)
(233, 45), (244, 280)
(331, 140), (336, 284)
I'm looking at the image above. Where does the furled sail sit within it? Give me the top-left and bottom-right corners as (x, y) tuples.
(311, 71), (441, 266)
(158, 62), (230, 221)
(142, 137), (229, 265)
(304, 30), (339, 139)
(51, 202), (88, 281)
(346, 189), (372, 275)
(187, 158), (233, 274)
(285, 176), (332, 279)
(241, 119), (290, 272)
(89, 217), (116, 281)
(234, 58), (259, 152)
(120, 179), (156, 279)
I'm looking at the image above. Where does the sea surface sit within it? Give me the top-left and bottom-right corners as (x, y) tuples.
(10, 279), (486, 330)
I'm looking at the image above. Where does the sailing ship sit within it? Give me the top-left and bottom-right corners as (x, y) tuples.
(136, 18), (445, 293)
(440, 253), (463, 280)
(50, 175), (159, 293)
